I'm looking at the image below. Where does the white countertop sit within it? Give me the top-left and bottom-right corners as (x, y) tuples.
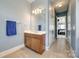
(24, 31), (46, 35)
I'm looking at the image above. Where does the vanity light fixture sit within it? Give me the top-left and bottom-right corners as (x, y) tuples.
(32, 8), (43, 15)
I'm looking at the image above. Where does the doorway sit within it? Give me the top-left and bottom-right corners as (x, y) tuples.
(56, 16), (66, 38)
(55, 11), (67, 39)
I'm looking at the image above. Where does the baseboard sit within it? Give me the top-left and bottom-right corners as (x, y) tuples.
(50, 40), (55, 48)
(0, 44), (24, 58)
(45, 40), (55, 51)
(72, 50), (76, 58)
(69, 45), (76, 58)
(45, 46), (49, 51)
(65, 39), (76, 58)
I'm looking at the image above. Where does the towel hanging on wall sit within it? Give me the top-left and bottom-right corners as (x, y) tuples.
(6, 20), (17, 36)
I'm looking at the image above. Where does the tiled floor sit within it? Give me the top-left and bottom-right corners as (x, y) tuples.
(3, 39), (74, 58)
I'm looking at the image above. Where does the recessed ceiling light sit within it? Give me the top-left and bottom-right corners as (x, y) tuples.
(56, 2), (63, 7)
(58, 4), (62, 7)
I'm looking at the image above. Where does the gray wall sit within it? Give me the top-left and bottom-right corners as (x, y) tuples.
(68, 0), (79, 57)
(75, 0), (79, 57)
(71, 0), (76, 50)
(0, 0), (31, 52)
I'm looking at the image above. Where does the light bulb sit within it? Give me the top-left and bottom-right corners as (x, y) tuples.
(32, 10), (35, 14)
(35, 10), (37, 15)
(49, 7), (52, 11)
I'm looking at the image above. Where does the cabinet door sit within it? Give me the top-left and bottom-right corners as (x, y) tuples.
(26, 37), (31, 48)
(31, 38), (41, 52)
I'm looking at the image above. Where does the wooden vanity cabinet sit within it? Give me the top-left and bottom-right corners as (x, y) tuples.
(31, 38), (41, 52)
(24, 33), (31, 48)
(24, 33), (45, 54)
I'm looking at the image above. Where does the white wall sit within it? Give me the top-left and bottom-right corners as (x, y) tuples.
(48, 7), (55, 48)
(0, 0), (31, 52)
(67, 1), (71, 45)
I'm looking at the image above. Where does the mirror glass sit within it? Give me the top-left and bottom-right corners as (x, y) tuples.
(30, 0), (47, 32)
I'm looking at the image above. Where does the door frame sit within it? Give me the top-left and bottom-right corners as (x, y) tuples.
(54, 10), (68, 39)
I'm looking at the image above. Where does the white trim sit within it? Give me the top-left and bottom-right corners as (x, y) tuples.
(70, 47), (76, 58)
(66, 39), (76, 58)
(71, 50), (76, 58)
(49, 40), (55, 49)
(69, 44), (76, 58)
(45, 46), (49, 51)
(0, 44), (24, 57)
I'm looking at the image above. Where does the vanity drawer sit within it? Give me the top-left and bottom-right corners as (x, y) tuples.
(31, 34), (45, 39)
(24, 33), (31, 37)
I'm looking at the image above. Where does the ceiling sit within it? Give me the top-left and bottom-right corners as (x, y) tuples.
(26, 0), (35, 3)
(26, 0), (69, 13)
(51, 0), (69, 13)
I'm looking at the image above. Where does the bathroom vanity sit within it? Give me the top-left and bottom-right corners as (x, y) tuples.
(24, 31), (45, 54)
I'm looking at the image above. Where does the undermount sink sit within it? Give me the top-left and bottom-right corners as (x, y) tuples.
(24, 31), (46, 35)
